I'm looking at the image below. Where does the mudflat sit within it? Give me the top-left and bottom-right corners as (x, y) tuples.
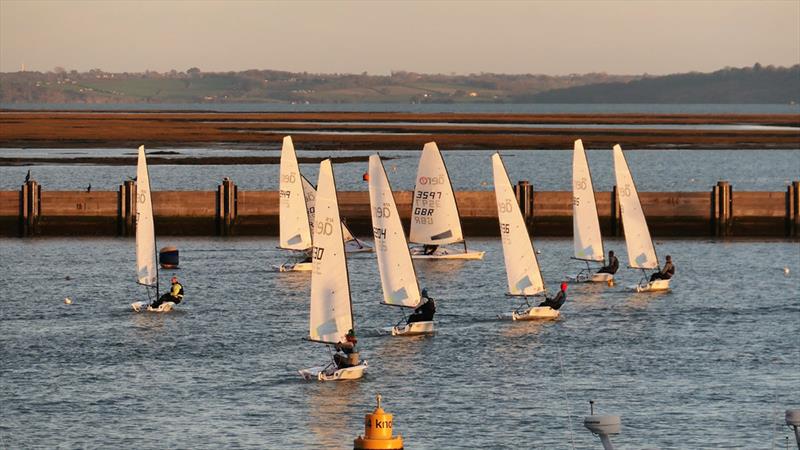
(1, 111), (798, 149)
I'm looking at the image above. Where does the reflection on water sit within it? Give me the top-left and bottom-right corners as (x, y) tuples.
(0, 236), (798, 448)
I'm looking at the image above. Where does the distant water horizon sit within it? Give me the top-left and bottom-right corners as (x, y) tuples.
(2, 102), (799, 114)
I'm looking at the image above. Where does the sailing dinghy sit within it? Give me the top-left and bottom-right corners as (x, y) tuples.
(408, 142), (484, 260)
(368, 154), (434, 336)
(277, 136), (372, 272)
(570, 139), (612, 283)
(300, 175), (373, 254)
(130, 146), (173, 313)
(492, 153), (559, 320)
(613, 145), (671, 292)
(277, 136), (314, 272)
(298, 160), (368, 381)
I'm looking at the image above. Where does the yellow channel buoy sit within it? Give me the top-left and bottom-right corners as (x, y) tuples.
(354, 394), (403, 450)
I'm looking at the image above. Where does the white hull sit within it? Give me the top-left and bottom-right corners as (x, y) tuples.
(345, 241), (373, 253)
(131, 301), (175, 313)
(512, 306), (560, 321)
(410, 248), (485, 260)
(298, 361), (368, 381)
(591, 273), (614, 283)
(634, 278), (671, 292)
(568, 272), (613, 283)
(276, 262), (313, 272)
(391, 321), (435, 336)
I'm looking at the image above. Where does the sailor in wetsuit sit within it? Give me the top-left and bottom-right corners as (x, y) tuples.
(649, 255), (675, 282)
(597, 250), (619, 274)
(333, 329), (360, 369)
(150, 276), (184, 309)
(539, 282), (567, 310)
(407, 288), (436, 323)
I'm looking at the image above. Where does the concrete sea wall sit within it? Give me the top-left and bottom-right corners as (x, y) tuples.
(2, 179), (798, 238)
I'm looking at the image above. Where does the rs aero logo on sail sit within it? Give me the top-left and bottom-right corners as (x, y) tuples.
(418, 175), (445, 185)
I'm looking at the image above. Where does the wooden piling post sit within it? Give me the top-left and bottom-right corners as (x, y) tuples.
(20, 180), (40, 236)
(788, 180), (800, 238)
(611, 185), (622, 237)
(716, 181), (732, 237)
(119, 180), (136, 236)
(218, 178), (237, 236)
(515, 180), (533, 232)
(711, 183), (720, 237)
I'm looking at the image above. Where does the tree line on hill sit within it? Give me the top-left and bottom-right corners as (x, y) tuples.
(0, 64), (796, 104)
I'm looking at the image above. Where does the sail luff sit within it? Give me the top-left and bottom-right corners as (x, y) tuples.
(279, 136), (313, 250)
(572, 139), (605, 262)
(408, 142), (465, 246)
(613, 145), (659, 270)
(368, 154), (421, 308)
(492, 153), (545, 296)
(135, 145), (158, 289)
(309, 160), (354, 344)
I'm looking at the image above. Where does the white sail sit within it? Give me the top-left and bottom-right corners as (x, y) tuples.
(409, 142), (464, 245)
(368, 154), (421, 308)
(492, 153), (545, 296)
(135, 145), (157, 287)
(613, 145), (659, 270)
(279, 136), (312, 250)
(572, 139), (605, 262)
(301, 175), (317, 236)
(301, 175), (360, 245)
(309, 160), (354, 344)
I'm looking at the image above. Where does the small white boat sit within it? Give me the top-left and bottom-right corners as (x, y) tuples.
(492, 153), (559, 320)
(130, 145), (175, 313)
(408, 142), (484, 260)
(276, 261), (312, 272)
(298, 160), (367, 381)
(390, 321), (435, 336)
(278, 136), (372, 272)
(368, 154), (435, 336)
(299, 360), (368, 381)
(512, 306), (560, 321)
(613, 145), (672, 292)
(278, 136), (314, 272)
(570, 139), (613, 284)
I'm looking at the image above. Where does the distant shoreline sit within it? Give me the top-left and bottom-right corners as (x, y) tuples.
(1, 111), (798, 150)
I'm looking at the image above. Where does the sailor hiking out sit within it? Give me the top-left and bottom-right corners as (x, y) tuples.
(150, 276), (184, 309)
(407, 288), (436, 324)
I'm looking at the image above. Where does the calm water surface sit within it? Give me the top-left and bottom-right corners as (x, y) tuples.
(1, 148), (798, 193)
(1, 237), (798, 448)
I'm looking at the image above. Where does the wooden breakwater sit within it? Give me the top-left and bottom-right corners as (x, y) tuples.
(2, 179), (799, 238)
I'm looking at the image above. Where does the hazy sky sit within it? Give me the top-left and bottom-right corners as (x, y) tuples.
(1, 0), (798, 75)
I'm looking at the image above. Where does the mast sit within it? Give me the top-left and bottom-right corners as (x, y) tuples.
(369, 154), (422, 309)
(572, 139), (605, 263)
(279, 136), (313, 251)
(309, 159), (354, 344)
(136, 145), (159, 298)
(409, 142), (465, 247)
(492, 153), (546, 297)
(613, 145), (659, 270)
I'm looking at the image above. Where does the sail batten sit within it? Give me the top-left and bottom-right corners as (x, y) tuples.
(613, 145), (659, 270)
(309, 160), (354, 344)
(369, 155), (421, 309)
(135, 145), (158, 289)
(492, 153), (545, 296)
(279, 136), (313, 251)
(409, 142), (464, 246)
(572, 140), (605, 262)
